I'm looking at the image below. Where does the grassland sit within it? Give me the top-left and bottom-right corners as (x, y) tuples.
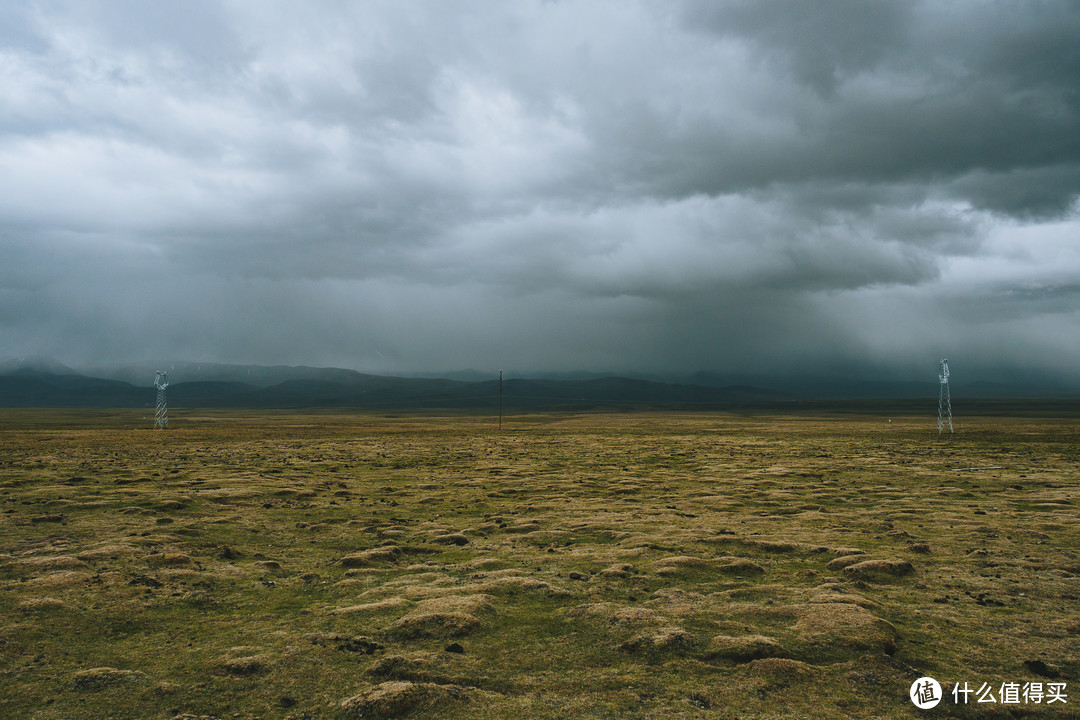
(0, 408), (1077, 719)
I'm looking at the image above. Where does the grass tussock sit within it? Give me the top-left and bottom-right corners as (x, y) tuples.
(331, 596), (411, 615)
(390, 611), (483, 638)
(841, 558), (915, 581)
(340, 680), (488, 719)
(70, 667), (148, 691)
(707, 634), (787, 662)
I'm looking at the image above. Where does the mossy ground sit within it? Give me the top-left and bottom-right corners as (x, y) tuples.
(0, 409), (1077, 719)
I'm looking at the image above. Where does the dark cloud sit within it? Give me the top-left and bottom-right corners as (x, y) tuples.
(681, 0), (913, 96)
(609, 2), (1080, 217)
(1, 1), (1078, 382)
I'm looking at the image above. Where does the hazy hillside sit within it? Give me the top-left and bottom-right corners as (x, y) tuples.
(3, 358), (1076, 409)
(0, 369), (149, 408)
(0, 361), (794, 409)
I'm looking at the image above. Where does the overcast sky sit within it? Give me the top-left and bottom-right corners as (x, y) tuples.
(2, 1), (1079, 381)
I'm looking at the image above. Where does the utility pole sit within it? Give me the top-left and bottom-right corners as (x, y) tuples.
(498, 370), (503, 431)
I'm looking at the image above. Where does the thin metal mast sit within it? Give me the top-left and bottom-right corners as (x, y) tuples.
(154, 371), (169, 429)
(498, 370), (503, 431)
(937, 358), (953, 434)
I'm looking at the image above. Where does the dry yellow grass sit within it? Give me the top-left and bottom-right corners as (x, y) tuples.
(0, 408), (1077, 718)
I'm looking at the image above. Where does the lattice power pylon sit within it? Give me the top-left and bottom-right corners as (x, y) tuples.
(937, 358), (953, 434)
(154, 371), (169, 429)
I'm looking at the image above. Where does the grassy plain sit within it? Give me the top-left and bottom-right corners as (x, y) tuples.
(0, 408), (1077, 719)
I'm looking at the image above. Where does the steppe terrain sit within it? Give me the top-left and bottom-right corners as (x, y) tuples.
(0, 409), (1077, 719)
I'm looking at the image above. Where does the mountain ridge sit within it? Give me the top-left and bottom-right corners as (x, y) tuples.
(0, 364), (795, 409)
(2, 356), (1077, 408)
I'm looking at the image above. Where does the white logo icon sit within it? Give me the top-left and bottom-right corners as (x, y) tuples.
(910, 677), (942, 709)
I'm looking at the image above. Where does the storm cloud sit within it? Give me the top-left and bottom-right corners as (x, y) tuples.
(2, 0), (1079, 381)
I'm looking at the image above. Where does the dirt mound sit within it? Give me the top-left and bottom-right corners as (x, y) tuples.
(715, 557), (766, 575)
(826, 554), (867, 570)
(707, 635), (787, 662)
(599, 562), (635, 578)
(17, 596), (70, 612)
(340, 546), (401, 567)
(71, 667), (148, 691)
(739, 539), (828, 554)
(340, 681), (484, 718)
(217, 654), (271, 676)
(307, 633), (383, 654)
(471, 576), (550, 594)
(831, 547), (866, 557)
(414, 594), (493, 615)
(432, 533), (470, 545)
(391, 611), (482, 638)
(331, 596), (411, 615)
(617, 627), (696, 654)
(792, 603), (900, 661)
(30, 570), (89, 588)
(654, 555), (711, 574)
(841, 559), (914, 581)
(744, 657), (815, 677)
(609, 607), (661, 626)
(810, 592), (880, 610)
(654, 555), (765, 576)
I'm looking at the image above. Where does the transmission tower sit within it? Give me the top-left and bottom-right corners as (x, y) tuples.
(937, 358), (953, 434)
(154, 371), (169, 429)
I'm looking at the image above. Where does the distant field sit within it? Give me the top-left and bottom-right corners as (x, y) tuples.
(1, 409), (1077, 719)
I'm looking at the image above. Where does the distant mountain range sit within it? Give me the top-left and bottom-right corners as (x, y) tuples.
(0, 357), (1075, 409)
(0, 359), (795, 409)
